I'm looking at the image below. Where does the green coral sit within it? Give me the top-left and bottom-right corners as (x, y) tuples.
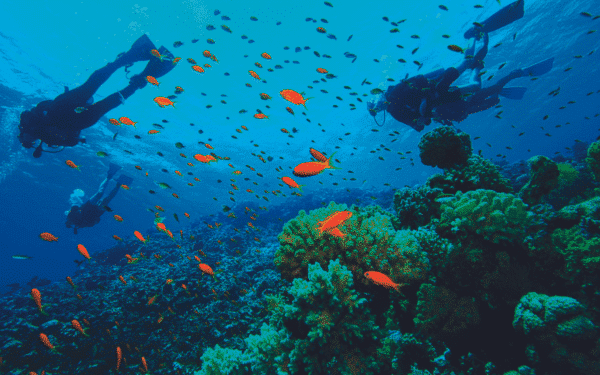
(414, 283), (480, 340)
(518, 155), (559, 205)
(195, 345), (247, 375)
(557, 163), (579, 188)
(199, 260), (387, 375)
(418, 126), (472, 169)
(393, 186), (443, 229)
(551, 226), (600, 284)
(426, 155), (513, 194)
(585, 140), (600, 181)
(275, 202), (430, 291)
(438, 189), (533, 243)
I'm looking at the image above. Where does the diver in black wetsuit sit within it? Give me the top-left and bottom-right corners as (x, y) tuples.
(18, 34), (176, 158)
(367, 0), (552, 131)
(65, 163), (133, 234)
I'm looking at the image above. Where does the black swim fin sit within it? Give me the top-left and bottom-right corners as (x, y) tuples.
(464, 0), (524, 39)
(107, 163), (122, 180)
(115, 34), (157, 66)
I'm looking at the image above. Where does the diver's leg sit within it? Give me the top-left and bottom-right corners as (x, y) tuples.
(466, 95), (501, 115)
(99, 183), (121, 207)
(89, 178), (109, 204)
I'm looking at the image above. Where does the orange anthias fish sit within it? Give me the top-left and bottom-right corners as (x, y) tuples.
(66, 276), (76, 289)
(150, 49), (163, 61)
(198, 263), (214, 276)
(39, 232), (58, 242)
(309, 148), (328, 162)
(316, 68), (328, 73)
(326, 227), (347, 238)
(134, 231), (147, 243)
(254, 113), (269, 119)
(154, 97), (175, 108)
(192, 65), (205, 73)
(147, 294), (158, 305)
(286, 106), (295, 115)
(282, 176), (304, 191)
(114, 215), (123, 222)
(447, 44), (464, 53)
(203, 50), (211, 58)
(31, 288), (48, 315)
(113, 235), (123, 241)
(109, 118), (121, 126)
(280, 89), (312, 108)
(293, 153), (340, 177)
(66, 160), (81, 170)
(248, 70), (260, 80)
(116, 346), (122, 371)
(77, 244), (91, 260)
(146, 76), (160, 86)
(364, 271), (406, 293)
(119, 117), (137, 127)
(173, 57), (182, 64)
(148, 129), (160, 134)
(156, 223), (166, 232)
(119, 275), (127, 285)
(141, 356), (148, 373)
(261, 52), (272, 59)
(71, 319), (88, 336)
(39, 333), (56, 351)
(316, 211), (353, 235)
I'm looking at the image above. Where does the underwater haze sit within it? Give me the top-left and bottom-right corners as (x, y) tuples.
(0, 0), (599, 374)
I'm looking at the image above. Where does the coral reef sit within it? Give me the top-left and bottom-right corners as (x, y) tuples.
(393, 186), (443, 229)
(518, 156), (559, 205)
(585, 140), (600, 181)
(418, 126), (472, 169)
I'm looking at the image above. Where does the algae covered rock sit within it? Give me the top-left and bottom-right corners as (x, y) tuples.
(518, 155), (559, 205)
(585, 140), (600, 181)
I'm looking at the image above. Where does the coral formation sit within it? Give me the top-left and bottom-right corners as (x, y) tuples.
(585, 140), (600, 181)
(518, 156), (559, 205)
(418, 126), (472, 169)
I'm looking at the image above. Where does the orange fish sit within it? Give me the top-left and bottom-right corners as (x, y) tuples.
(114, 215), (123, 222)
(249, 70), (260, 80)
(175, 86), (184, 93)
(121, 184), (130, 190)
(316, 211), (353, 235)
(210, 54), (219, 63)
(113, 235), (122, 241)
(261, 52), (272, 59)
(192, 65), (205, 73)
(175, 170), (183, 176)
(148, 129), (160, 134)
(155, 205), (165, 212)
(293, 152), (339, 177)
(109, 118), (121, 126)
(39, 232), (58, 242)
(205, 143), (213, 149)
(116, 346), (122, 371)
(187, 58), (197, 64)
(141, 356), (148, 373)
(286, 106), (295, 115)
(135, 165), (142, 170)
(119, 275), (127, 285)
(198, 263), (214, 276)
(281, 128), (289, 133)
(280, 89), (312, 108)
(260, 93), (271, 100)
(71, 319), (88, 336)
(173, 57), (182, 64)
(326, 227), (346, 238)
(255, 62), (263, 68)
(39, 333), (55, 351)
(172, 193), (179, 198)
(316, 27), (326, 33)
(147, 294), (158, 305)
(203, 50), (211, 58)
(282, 176), (304, 191)
(146, 76), (160, 86)
(233, 170), (242, 175)
(254, 113), (269, 119)
(309, 148), (328, 162)
(364, 271), (406, 293)
(31, 288), (47, 315)
(154, 97), (175, 108)
(66, 160), (80, 170)
(150, 49), (163, 61)
(134, 231), (147, 243)
(166, 229), (174, 239)
(66, 276), (76, 289)
(119, 117), (137, 127)
(204, 64), (211, 68)
(77, 244), (91, 260)
(156, 223), (166, 232)
(316, 68), (328, 73)
(447, 45), (464, 53)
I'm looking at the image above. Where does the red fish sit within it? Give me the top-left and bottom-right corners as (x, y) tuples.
(39, 232), (58, 242)
(77, 244), (91, 260)
(316, 211), (353, 235)
(280, 89), (312, 108)
(293, 153), (340, 177)
(364, 271), (406, 293)
(282, 176), (304, 191)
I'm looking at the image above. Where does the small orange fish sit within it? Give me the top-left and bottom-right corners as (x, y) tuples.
(233, 170), (242, 175)
(121, 184), (130, 190)
(71, 319), (88, 336)
(249, 70), (260, 80)
(77, 244), (91, 259)
(447, 45), (464, 53)
(317, 211), (353, 235)
(198, 263), (214, 276)
(293, 152), (340, 177)
(309, 147), (328, 162)
(148, 129), (160, 134)
(66, 160), (81, 170)
(187, 58), (197, 64)
(254, 113), (269, 119)
(114, 215), (123, 222)
(154, 97), (175, 108)
(172, 193), (179, 198)
(66, 276), (76, 289)
(241, 125), (249, 130)
(135, 165), (142, 170)
(31, 288), (47, 314)
(192, 65), (205, 73)
(175, 86), (184, 93)
(281, 128), (289, 133)
(147, 294), (158, 305)
(40, 232), (58, 242)
(116, 346), (122, 371)
(173, 57), (182, 64)
(204, 63), (211, 68)
(316, 68), (328, 73)
(109, 118), (121, 126)
(134, 231), (147, 243)
(210, 54), (219, 63)
(260, 93), (271, 100)
(316, 27), (326, 33)
(119, 117), (137, 127)
(175, 170), (183, 176)
(150, 49), (163, 61)
(146, 76), (160, 86)
(261, 52), (272, 59)
(282, 176), (304, 191)
(255, 62), (263, 68)
(119, 275), (127, 285)
(364, 271), (406, 293)
(39, 333), (55, 351)
(141, 356), (148, 373)
(280, 89), (311, 108)
(286, 106), (295, 115)
(156, 223), (166, 232)
(203, 50), (211, 58)
(205, 143), (213, 150)
(113, 235), (122, 241)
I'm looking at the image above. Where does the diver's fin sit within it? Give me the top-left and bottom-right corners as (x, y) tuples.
(116, 174), (134, 187)
(138, 46), (176, 79)
(107, 163), (122, 180)
(499, 86), (527, 99)
(115, 34), (156, 66)
(521, 57), (554, 77)
(464, 0), (524, 39)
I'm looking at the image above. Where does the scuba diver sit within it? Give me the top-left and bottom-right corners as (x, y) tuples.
(66, 163), (133, 234)
(367, 0), (553, 131)
(18, 34), (176, 158)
